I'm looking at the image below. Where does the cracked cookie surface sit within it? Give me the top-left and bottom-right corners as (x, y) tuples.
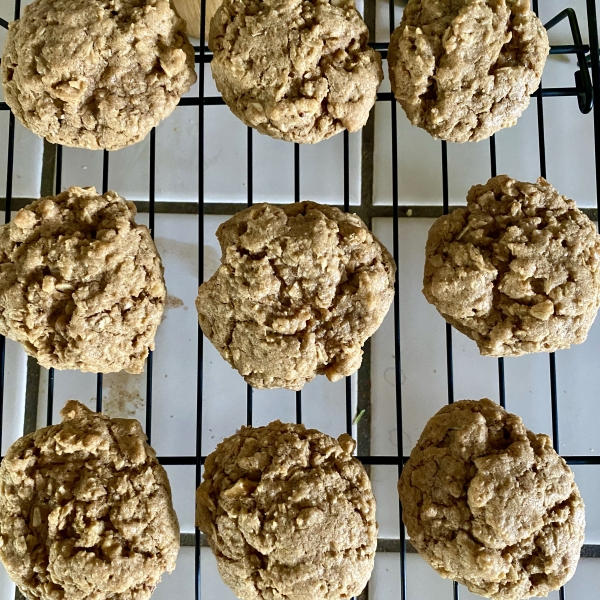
(0, 400), (179, 600)
(388, 0), (549, 142)
(0, 186), (166, 373)
(196, 201), (395, 390)
(209, 0), (383, 143)
(399, 399), (585, 600)
(423, 175), (600, 356)
(196, 420), (377, 600)
(2, 0), (196, 150)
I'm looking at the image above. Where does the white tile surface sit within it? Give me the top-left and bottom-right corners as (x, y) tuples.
(153, 547), (196, 600)
(37, 369), (97, 428)
(0, 117), (43, 200)
(202, 110), (362, 205)
(59, 114), (363, 204)
(0, 567), (14, 600)
(539, 0), (591, 43)
(373, 90), (598, 207)
(495, 101), (543, 185)
(572, 465), (600, 545)
(198, 548), (240, 600)
(544, 96), (597, 207)
(373, 101), (445, 206)
(153, 547), (241, 600)
(148, 213), (200, 457)
(370, 553), (454, 600)
(371, 464), (402, 540)
(164, 465), (197, 534)
(0, 0), (35, 20)
(554, 325), (600, 457)
(1, 339), (27, 454)
(1, 0), (45, 199)
(565, 557), (600, 597)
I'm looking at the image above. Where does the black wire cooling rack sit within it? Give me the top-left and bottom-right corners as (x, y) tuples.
(1, 0), (600, 599)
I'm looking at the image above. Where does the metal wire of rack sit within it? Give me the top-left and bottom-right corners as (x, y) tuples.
(0, 0), (600, 599)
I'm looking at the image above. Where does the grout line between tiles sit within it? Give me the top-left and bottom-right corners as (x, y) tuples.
(183, 533), (600, 556)
(356, 0), (376, 469)
(19, 141), (57, 448)
(40, 140), (56, 195)
(358, 3), (376, 594)
(2, 190), (600, 223)
(23, 357), (39, 436)
(3, 198), (595, 222)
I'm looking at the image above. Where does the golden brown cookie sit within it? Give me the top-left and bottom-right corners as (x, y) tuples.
(196, 202), (396, 390)
(0, 186), (166, 373)
(423, 175), (600, 356)
(1, 0), (197, 150)
(0, 400), (180, 600)
(197, 421), (377, 600)
(388, 0), (549, 142)
(209, 0), (383, 143)
(399, 399), (585, 600)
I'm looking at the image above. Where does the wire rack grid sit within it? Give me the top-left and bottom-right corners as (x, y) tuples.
(0, 0), (600, 599)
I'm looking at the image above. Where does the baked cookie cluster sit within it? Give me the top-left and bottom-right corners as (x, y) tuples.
(399, 399), (585, 600)
(0, 187), (166, 374)
(1, 0), (550, 144)
(388, 0), (549, 142)
(197, 421), (377, 600)
(424, 176), (600, 356)
(2, 0), (196, 150)
(197, 202), (395, 390)
(0, 401), (180, 600)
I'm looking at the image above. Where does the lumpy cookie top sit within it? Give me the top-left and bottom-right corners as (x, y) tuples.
(208, 0), (383, 143)
(388, 0), (549, 142)
(1, 0), (196, 150)
(196, 202), (396, 390)
(0, 186), (166, 373)
(399, 399), (585, 600)
(196, 421), (377, 600)
(423, 176), (600, 357)
(0, 401), (179, 600)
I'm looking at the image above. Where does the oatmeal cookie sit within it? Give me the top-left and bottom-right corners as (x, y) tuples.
(388, 0), (549, 142)
(423, 175), (600, 356)
(208, 0), (383, 144)
(196, 202), (395, 390)
(0, 400), (180, 600)
(0, 186), (166, 373)
(1, 0), (196, 150)
(399, 399), (585, 600)
(197, 420), (377, 600)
